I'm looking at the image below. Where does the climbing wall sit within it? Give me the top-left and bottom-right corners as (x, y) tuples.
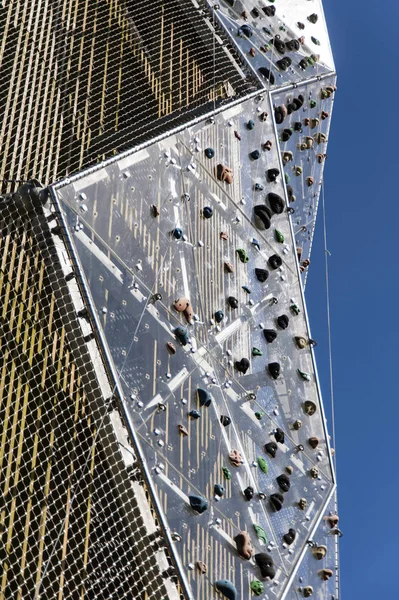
(53, 90), (337, 600)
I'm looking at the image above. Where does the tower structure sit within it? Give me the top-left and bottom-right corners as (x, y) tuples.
(0, 1), (339, 599)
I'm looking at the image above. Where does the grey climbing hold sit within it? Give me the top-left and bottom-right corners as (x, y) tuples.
(243, 486), (254, 501)
(203, 206), (213, 219)
(255, 268), (269, 283)
(228, 296), (239, 309)
(220, 415), (231, 427)
(189, 494), (208, 514)
(197, 388), (212, 407)
(215, 579), (238, 600)
(268, 362), (280, 379)
(255, 553), (276, 579)
(276, 473), (291, 492)
(215, 310), (224, 323)
(263, 329), (277, 343)
(264, 442), (277, 458)
(205, 147), (215, 159)
(214, 484), (225, 497)
(269, 493), (284, 512)
(189, 410), (201, 419)
(174, 326), (189, 345)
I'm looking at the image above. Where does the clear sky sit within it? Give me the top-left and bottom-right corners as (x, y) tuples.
(306, 0), (397, 596)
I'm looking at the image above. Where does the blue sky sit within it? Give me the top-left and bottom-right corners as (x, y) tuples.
(306, 0), (398, 596)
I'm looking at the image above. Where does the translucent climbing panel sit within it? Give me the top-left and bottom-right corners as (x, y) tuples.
(208, 0), (334, 89)
(54, 93), (336, 600)
(272, 74), (337, 285)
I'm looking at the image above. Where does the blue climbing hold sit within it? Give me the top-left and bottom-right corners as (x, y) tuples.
(205, 147), (215, 159)
(197, 388), (212, 407)
(251, 238), (261, 250)
(247, 119), (255, 130)
(203, 206), (213, 219)
(174, 326), (189, 345)
(172, 228), (183, 240)
(238, 24), (252, 38)
(215, 309), (224, 323)
(214, 483), (225, 497)
(189, 494), (208, 514)
(215, 580), (238, 600)
(189, 410), (201, 419)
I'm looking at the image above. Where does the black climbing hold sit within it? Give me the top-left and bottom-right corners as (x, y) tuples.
(254, 205), (272, 229)
(251, 7), (260, 18)
(268, 362), (280, 379)
(286, 103), (295, 115)
(235, 358), (250, 374)
(308, 436), (319, 449)
(263, 329), (277, 343)
(293, 95), (304, 110)
(189, 409), (201, 419)
(283, 528), (296, 545)
(214, 484), (225, 497)
(275, 105), (288, 124)
(242, 286), (251, 294)
(267, 169), (280, 183)
(268, 254), (282, 270)
(281, 128), (293, 142)
(276, 57), (292, 71)
(268, 192), (284, 214)
(228, 296), (239, 309)
(262, 6), (275, 17)
(255, 553), (276, 579)
(225, 0), (234, 5)
(220, 415), (231, 427)
(174, 326), (189, 345)
(238, 24), (252, 38)
(215, 580), (238, 600)
(255, 268), (269, 283)
(264, 442), (277, 458)
(250, 150), (260, 160)
(215, 309), (224, 323)
(197, 388), (212, 407)
(205, 147), (215, 159)
(172, 228), (183, 240)
(189, 494), (208, 514)
(308, 12), (318, 23)
(254, 183), (264, 191)
(276, 473), (291, 492)
(203, 206), (213, 219)
(258, 67), (275, 85)
(272, 36), (286, 55)
(243, 486), (254, 501)
(274, 428), (285, 444)
(269, 493), (284, 512)
(247, 119), (255, 130)
(277, 314), (289, 329)
(285, 38), (300, 52)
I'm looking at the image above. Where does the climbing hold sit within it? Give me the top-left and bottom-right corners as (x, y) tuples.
(274, 428), (285, 444)
(217, 164), (234, 184)
(174, 326), (189, 345)
(276, 57), (292, 71)
(264, 442), (277, 458)
(282, 151), (293, 165)
(312, 545), (327, 560)
(308, 13), (318, 23)
(298, 369), (311, 382)
(238, 24), (252, 38)
(205, 147), (215, 159)
(197, 388), (212, 407)
(263, 329), (277, 343)
(271, 35), (286, 55)
(228, 296), (239, 309)
(220, 415), (231, 427)
(234, 130), (241, 141)
(294, 166), (303, 176)
(236, 248), (249, 263)
(260, 111), (268, 121)
(303, 400), (317, 415)
(151, 204), (160, 217)
(286, 38), (300, 52)
(311, 36), (320, 45)
(309, 118), (319, 129)
(275, 105), (288, 124)
(263, 140), (272, 151)
(247, 119), (255, 130)
(319, 569), (333, 581)
(234, 531), (254, 560)
(255, 268), (269, 283)
(235, 358), (250, 374)
(178, 424), (188, 437)
(302, 586), (313, 597)
(243, 486), (254, 501)
(255, 411), (264, 420)
(308, 436), (319, 449)
(250, 580), (264, 596)
(250, 150), (260, 160)
(314, 132), (327, 144)
(276, 474), (291, 492)
(254, 183), (264, 191)
(189, 494), (208, 514)
(295, 336), (307, 349)
(297, 21), (305, 29)
(197, 561), (207, 574)
(189, 410), (201, 419)
(268, 192), (284, 214)
(320, 110), (329, 120)
(203, 206), (213, 219)
(214, 309), (224, 323)
(317, 153), (327, 163)
(257, 457), (269, 474)
(292, 419), (302, 430)
(258, 67), (275, 85)
(286, 465), (293, 475)
(255, 553), (276, 579)
(214, 484), (225, 497)
(325, 515), (339, 528)
(215, 580), (238, 600)
(298, 498), (307, 510)
(268, 254), (282, 270)
(174, 297), (190, 312)
(229, 449), (243, 467)
(242, 285), (251, 294)
(283, 528), (296, 545)
(166, 342), (177, 354)
(251, 238), (261, 251)
(172, 228), (183, 240)
(253, 524), (268, 544)
(309, 467), (319, 479)
(224, 261), (234, 273)
(268, 362), (280, 379)
(222, 467), (232, 480)
(267, 169), (280, 183)
(220, 231), (229, 240)
(309, 99), (317, 108)
(252, 347), (263, 357)
(262, 6), (275, 17)
(281, 128), (293, 142)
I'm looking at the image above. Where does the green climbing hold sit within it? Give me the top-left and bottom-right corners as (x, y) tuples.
(290, 303), (300, 315)
(311, 36), (320, 45)
(285, 173), (290, 183)
(222, 467), (232, 480)
(298, 369), (312, 382)
(250, 580), (264, 596)
(254, 411), (264, 420)
(252, 347), (263, 357)
(257, 457), (268, 474)
(253, 524), (268, 544)
(309, 99), (317, 108)
(236, 248), (249, 263)
(275, 229), (284, 243)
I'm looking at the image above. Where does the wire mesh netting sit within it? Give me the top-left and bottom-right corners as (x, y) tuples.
(0, 183), (185, 599)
